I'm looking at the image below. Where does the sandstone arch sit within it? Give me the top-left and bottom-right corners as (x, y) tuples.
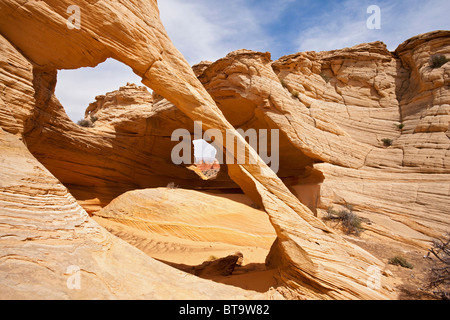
(0, 0), (407, 299)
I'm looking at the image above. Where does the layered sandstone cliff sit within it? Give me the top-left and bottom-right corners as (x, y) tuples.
(0, 125), (267, 299)
(191, 34), (450, 249)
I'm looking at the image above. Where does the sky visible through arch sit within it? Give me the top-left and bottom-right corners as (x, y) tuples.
(56, 0), (450, 123)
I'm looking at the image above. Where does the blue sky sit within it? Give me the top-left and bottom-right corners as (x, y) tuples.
(56, 0), (450, 122)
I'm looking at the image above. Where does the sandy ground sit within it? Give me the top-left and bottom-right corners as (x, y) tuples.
(346, 232), (438, 300)
(94, 215), (442, 298)
(93, 214), (278, 293)
(320, 208), (442, 300)
(91, 190), (443, 299)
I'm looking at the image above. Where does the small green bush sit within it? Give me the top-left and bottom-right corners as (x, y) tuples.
(395, 123), (405, 130)
(382, 138), (393, 147)
(280, 78), (288, 88)
(429, 54), (449, 69)
(325, 205), (363, 236)
(388, 255), (414, 269)
(77, 119), (93, 128)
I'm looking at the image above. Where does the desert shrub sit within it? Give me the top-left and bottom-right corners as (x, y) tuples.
(395, 123), (405, 130)
(291, 90), (299, 98)
(166, 182), (178, 189)
(426, 233), (450, 300)
(429, 54), (449, 69)
(77, 115), (99, 128)
(388, 255), (414, 269)
(77, 118), (93, 128)
(280, 78), (288, 88)
(325, 205), (363, 236)
(382, 138), (393, 147)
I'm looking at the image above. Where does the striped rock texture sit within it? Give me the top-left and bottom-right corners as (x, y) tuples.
(192, 35), (450, 250)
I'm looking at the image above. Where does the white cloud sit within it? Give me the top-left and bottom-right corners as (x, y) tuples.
(158, 0), (288, 64)
(296, 0), (450, 52)
(382, 0), (450, 49)
(56, 0), (449, 122)
(158, 1), (227, 64)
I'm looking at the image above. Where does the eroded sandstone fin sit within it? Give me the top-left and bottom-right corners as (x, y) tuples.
(3, 0), (440, 299)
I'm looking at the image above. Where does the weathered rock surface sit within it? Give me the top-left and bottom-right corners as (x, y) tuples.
(0, 126), (265, 299)
(192, 34), (450, 250)
(193, 253), (243, 278)
(84, 83), (154, 130)
(94, 188), (276, 248)
(0, 34), (35, 138)
(25, 78), (235, 213)
(0, 0), (448, 300)
(0, 0), (274, 300)
(313, 163), (449, 248)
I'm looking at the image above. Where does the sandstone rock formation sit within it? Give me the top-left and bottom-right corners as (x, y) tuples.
(25, 79), (235, 213)
(0, 0), (448, 300)
(193, 253), (243, 278)
(193, 159), (221, 180)
(94, 188), (276, 248)
(0, 0), (272, 299)
(0, 126), (265, 299)
(84, 83), (154, 128)
(192, 35), (450, 250)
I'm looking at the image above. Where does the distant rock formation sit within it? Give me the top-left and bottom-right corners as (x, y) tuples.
(84, 82), (153, 128)
(195, 159), (221, 179)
